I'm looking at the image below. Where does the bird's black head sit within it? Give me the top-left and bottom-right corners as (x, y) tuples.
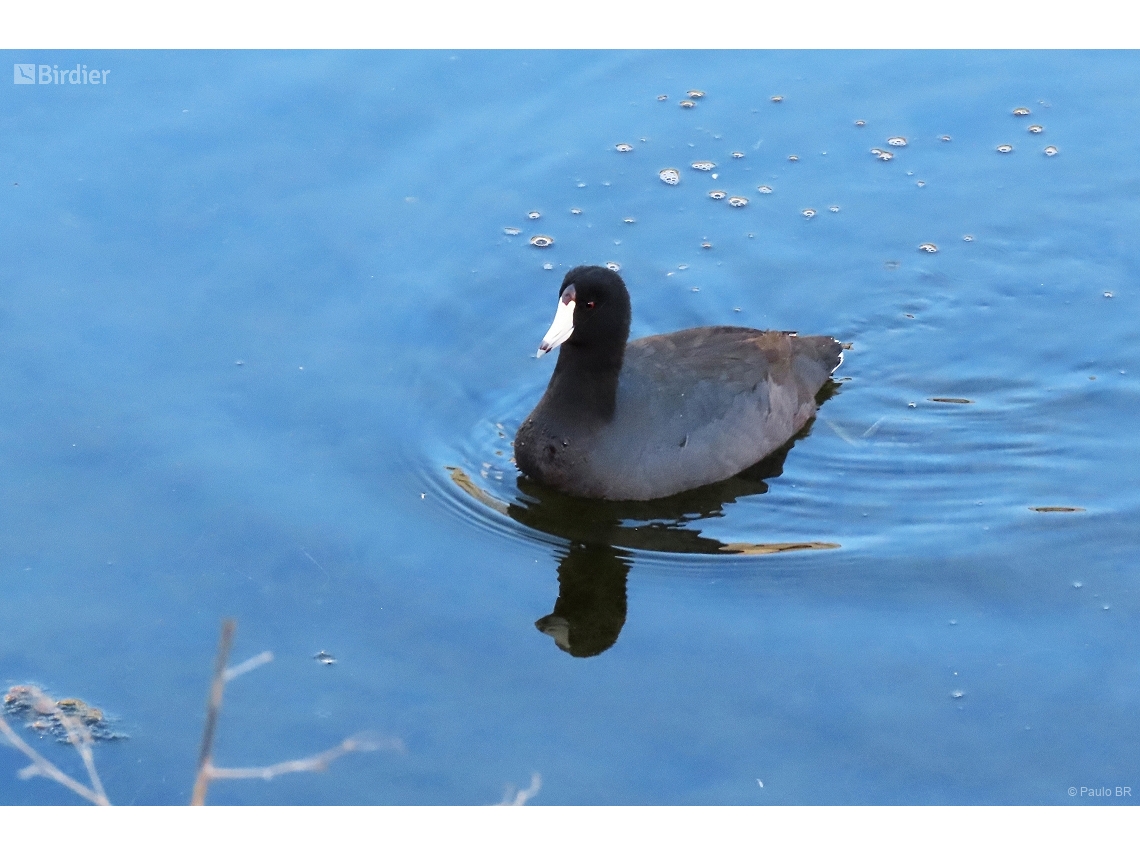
(548, 265), (632, 357)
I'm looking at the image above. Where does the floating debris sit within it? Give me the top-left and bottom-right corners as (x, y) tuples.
(940, 134), (952, 142)
(606, 261), (621, 271)
(529, 235), (554, 248)
(543, 263), (553, 270)
(996, 144), (1014, 153)
(615, 143), (633, 152)
(963, 235), (974, 241)
(802, 208), (816, 219)
(701, 242), (713, 249)
(918, 242), (938, 253)
(622, 217), (636, 224)
(659, 168), (681, 185)
(829, 205), (840, 213)
(887, 137), (908, 147)
(727, 196), (748, 208)
(657, 94), (668, 101)
(708, 190), (727, 200)
(687, 89), (705, 98)
(871, 148), (894, 161)
(770, 95), (784, 103)
(691, 160), (715, 171)
(950, 690), (965, 700)
(4, 685), (123, 743)
(570, 208), (582, 215)
(1027, 125), (1044, 134)
(757, 185), (772, 194)
(930, 397), (973, 404)
(854, 119), (866, 127)
(719, 541), (840, 555)
(527, 211), (541, 220)
(503, 227), (521, 236)
(1012, 106), (1031, 116)
(731, 151), (745, 158)
(679, 100), (696, 109)
(314, 651), (337, 665)
(787, 154), (799, 162)
(1044, 145), (1059, 156)
(1104, 291), (1114, 298)
(1030, 506), (1086, 513)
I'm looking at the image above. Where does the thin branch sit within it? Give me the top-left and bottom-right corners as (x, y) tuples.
(223, 651), (274, 682)
(0, 714), (108, 805)
(205, 734), (401, 782)
(499, 772), (542, 805)
(26, 687), (109, 806)
(190, 617), (235, 806)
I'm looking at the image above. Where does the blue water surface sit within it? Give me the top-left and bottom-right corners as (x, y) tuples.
(1, 50), (1138, 805)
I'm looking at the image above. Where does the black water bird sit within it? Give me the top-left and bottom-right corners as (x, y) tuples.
(515, 266), (842, 500)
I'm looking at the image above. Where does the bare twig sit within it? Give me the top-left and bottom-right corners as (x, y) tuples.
(0, 702), (110, 805)
(191, 617), (236, 806)
(205, 733), (402, 782)
(27, 687), (109, 805)
(498, 772), (542, 805)
(223, 651), (274, 682)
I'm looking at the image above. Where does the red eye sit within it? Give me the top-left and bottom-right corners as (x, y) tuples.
(585, 300), (597, 309)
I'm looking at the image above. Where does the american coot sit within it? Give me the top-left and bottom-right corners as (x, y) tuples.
(515, 266), (842, 500)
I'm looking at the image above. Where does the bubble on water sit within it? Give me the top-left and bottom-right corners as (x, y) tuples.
(950, 690), (965, 699)
(1104, 291), (1114, 298)
(503, 227), (521, 236)
(1012, 106), (1031, 116)
(1044, 145), (1059, 156)
(659, 168), (681, 185)
(770, 95), (784, 103)
(657, 94), (668, 101)
(623, 217), (636, 223)
(687, 89), (705, 98)
(577, 182), (586, 188)
(887, 137), (907, 147)
(1073, 581), (1083, 588)
(615, 142), (634, 152)
(691, 287), (700, 292)
(529, 235), (554, 248)
(528, 211), (541, 219)
(679, 100), (696, 109)
(1027, 125), (1044, 134)
(708, 190), (727, 200)
(907, 401), (916, 407)
(728, 196), (748, 207)
(963, 234), (974, 241)
(606, 261), (621, 271)
(701, 242), (712, 249)
(678, 264), (689, 270)
(918, 242), (938, 253)
(996, 144), (1014, 153)
(787, 154), (799, 162)
(916, 180), (926, 187)
(543, 263), (553, 270)
(732, 151), (745, 158)
(757, 185), (772, 194)
(940, 134), (952, 142)
(854, 119), (866, 126)
(829, 205), (840, 213)
(570, 208), (582, 215)
(691, 160), (715, 171)
(802, 208), (816, 219)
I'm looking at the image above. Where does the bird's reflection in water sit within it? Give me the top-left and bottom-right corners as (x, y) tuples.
(452, 382), (843, 657)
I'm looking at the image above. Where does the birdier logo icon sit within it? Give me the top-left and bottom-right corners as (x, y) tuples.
(14, 64), (35, 84)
